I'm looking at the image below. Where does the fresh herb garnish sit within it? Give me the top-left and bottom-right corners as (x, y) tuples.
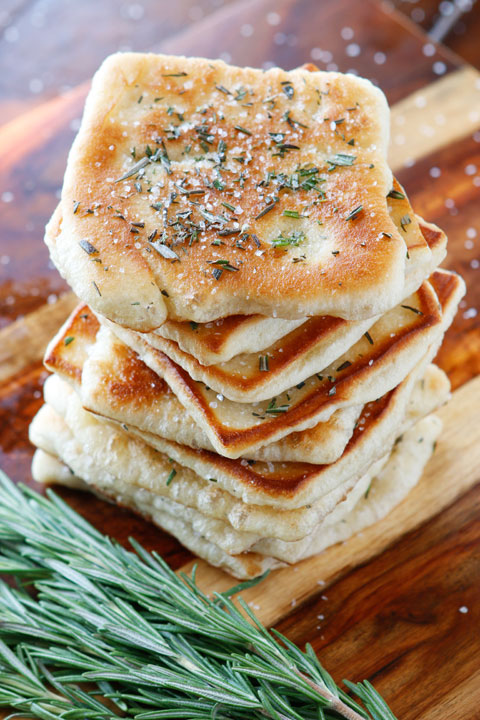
(151, 242), (180, 261)
(166, 468), (177, 485)
(265, 398), (289, 414)
(271, 230), (306, 248)
(401, 305), (423, 315)
(345, 205), (363, 222)
(78, 239), (98, 255)
(0, 472), (398, 720)
(387, 189), (405, 200)
(64, 336), (75, 346)
(207, 259), (239, 272)
(259, 355), (269, 372)
(327, 153), (356, 169)
(234, 125), (252, 135)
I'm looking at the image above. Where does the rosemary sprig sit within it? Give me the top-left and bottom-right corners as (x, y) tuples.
(0, 471), (397, 720)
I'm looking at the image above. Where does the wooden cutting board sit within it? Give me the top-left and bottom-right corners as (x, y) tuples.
(1, 2), (480, 717)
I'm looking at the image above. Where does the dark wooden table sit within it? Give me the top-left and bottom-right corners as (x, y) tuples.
(1, 1), (479, 717)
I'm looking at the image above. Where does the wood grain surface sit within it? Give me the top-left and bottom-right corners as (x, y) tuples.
(0, 1), (480, 717)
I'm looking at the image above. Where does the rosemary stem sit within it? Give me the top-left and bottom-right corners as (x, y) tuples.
(296, 670), (366, 720)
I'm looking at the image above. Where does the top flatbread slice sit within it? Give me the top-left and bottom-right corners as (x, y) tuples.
(49, 52), (415, 329)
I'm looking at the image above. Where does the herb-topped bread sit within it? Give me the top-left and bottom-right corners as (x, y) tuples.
(47, 52), (413, 330)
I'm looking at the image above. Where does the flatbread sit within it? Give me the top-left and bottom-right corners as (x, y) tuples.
(37, 361), (448, 531)
(31, 447), (281, 579)
(150, 202), (445, 367)
(104, 270), (464, 456)
(44, 307), (363, 466)
(48, 52), (420, 329)
(31, 412), (440, 577)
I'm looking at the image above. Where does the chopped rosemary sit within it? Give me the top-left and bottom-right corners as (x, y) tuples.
(255, 201), (278, 220)
(151, 242), (180, 261)
(282, 209), (300, 218)
(166, 468), (177, 485)
(345, 205), (363, 222)
(79, 239), (98, 255)
(207, 259), (239, 271)
(73, 201), (80, 214)
(190, 321), (199, 331)
(401, 305), (423, 315)
(259, 355), (269, 372)
(400, 214), (411, 232)
(336, 360), (352, 372)
(114, 156), (150, 183)
(271, 230), (306, 248)
(365, 331), (374, 345)
(387, 189), (405, 200)
(234, 125), (252, 135)
(63, 336), (75, 346)
(326, 153), (356, 168)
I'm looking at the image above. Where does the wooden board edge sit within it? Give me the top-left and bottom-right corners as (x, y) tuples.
(389, 66), (480, 172)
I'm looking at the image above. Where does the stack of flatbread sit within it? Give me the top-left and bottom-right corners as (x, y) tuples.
(29, 53), (465, 578)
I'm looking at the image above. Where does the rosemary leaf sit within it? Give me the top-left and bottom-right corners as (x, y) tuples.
(0, 471), (397, 720)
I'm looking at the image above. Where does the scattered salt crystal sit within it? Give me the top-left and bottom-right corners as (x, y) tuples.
(459, 606), (469, 614)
